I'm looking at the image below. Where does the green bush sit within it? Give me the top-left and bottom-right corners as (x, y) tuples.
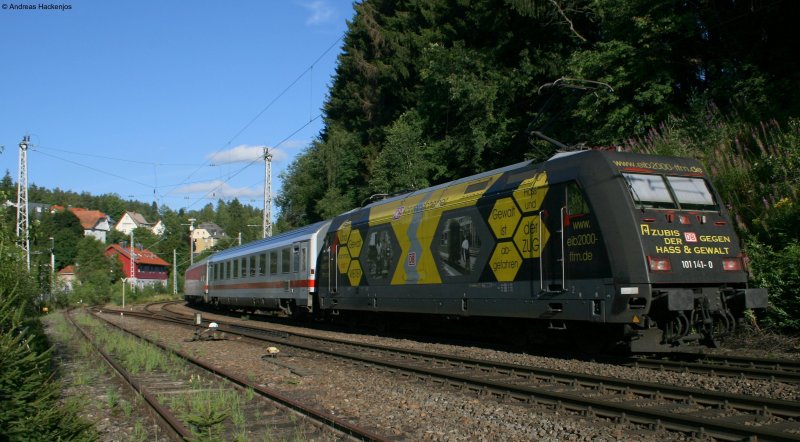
(0, 235), (96, 441)
(746, 240), (800, 333)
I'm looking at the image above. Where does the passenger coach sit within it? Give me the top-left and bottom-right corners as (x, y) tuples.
(185, 221), (331, 315)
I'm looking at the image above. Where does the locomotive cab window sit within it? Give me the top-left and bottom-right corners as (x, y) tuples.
(623, 173), (676, 209)
(666, 176), (717, 211)
(624, 173), (718, 211)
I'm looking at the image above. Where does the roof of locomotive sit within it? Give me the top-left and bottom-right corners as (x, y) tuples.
(208, 220), (330, 262)
(360, 159), (537, 210)
(356, 149), (707, 212)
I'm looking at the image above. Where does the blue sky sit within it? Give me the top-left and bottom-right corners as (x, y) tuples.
(0, 0), (353, 214)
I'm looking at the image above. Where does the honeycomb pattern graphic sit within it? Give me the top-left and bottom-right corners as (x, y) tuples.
(487, 174), (550, 282)
(336, 221), (364, 286)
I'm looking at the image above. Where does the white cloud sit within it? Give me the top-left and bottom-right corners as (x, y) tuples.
(302, 0), (334, 25)
(207, 144), (289, 165)
(174, 180), (261, 199)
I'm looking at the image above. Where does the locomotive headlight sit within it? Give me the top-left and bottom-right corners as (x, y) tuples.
(647, 256), (672, 272)
(722, 257), (743, 271)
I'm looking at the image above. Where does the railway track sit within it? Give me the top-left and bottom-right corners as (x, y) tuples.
(633, 353), (800, 384)
(82, 306), (388, 441)
(108, 302), (800, 441)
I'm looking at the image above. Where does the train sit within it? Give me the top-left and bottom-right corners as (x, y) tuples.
(185, 150), (768, 352)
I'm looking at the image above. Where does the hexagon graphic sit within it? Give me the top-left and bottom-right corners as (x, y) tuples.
(337, 220), (352, 245)
(489, 241), (523, 282)
(513, 215), (551, 259)
(513, 173), (548, 213)
(337, 246), (351, 274)
(347, 229), (363, 258)
(488, 198), (520, 239)
(347, 259), (363, 286)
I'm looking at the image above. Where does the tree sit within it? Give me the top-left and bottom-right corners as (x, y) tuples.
(37, 210), (83, 270)
(73, 236), (120, 304)
(0, 210), (96, 441)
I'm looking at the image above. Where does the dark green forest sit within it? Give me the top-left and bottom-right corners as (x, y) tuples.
(276, 0), (799, 332)
(0, 0), (797, 329)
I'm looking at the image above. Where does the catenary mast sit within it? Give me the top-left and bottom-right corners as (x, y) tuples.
(262, 147), (273, 238)
(16, 136), (30, 271)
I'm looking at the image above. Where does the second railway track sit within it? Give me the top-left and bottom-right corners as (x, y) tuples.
(102, 302), (800, 441)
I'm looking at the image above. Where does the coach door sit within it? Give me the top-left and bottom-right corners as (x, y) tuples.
(540, 184), (566, 294)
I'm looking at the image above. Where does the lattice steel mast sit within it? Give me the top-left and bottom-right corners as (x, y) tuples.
(262, 147), (273, 238)
(16, 136), (30, 271)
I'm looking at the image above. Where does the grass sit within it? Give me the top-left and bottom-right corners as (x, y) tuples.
(70, 311), (290, 441)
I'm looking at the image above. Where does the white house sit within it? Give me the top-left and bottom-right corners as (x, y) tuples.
(115, 211), (164, 236)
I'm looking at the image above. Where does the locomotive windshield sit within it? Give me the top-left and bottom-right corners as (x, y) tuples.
(666, 176), (717, 210)
(623, 173), (718, 211)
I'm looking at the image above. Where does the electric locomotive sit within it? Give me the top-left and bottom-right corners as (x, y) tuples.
(186, 150), (767, 352)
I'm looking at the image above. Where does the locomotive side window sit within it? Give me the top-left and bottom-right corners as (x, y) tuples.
(566, 183), (590, 215)
(623, 173), (676, 209)
(666, 176), (717, 211)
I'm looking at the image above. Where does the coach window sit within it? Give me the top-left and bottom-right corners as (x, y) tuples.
(240, 258), (247, 278)
(282, 248), (291, 274)
(233, 260), (239, 279)
(270, 251), (278, 275)
(259, 253), (266, 276)
(292, 246), (300, 273)
(300, 247), (307, 272)
(249, 255), (257, 277)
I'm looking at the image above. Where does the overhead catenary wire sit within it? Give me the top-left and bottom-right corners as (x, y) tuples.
(160, 34), (344, 202)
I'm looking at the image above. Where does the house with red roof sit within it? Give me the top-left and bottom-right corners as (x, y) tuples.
(51, 206), (112, 243)
(106, 243), (170, 289)
(56, 265), (77, 292)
